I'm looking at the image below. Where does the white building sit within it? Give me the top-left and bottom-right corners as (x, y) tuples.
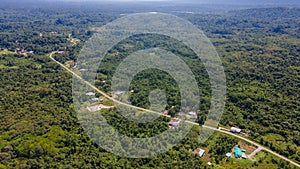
(198, 149), (205, 157)
(86, 92), (95, 96)
(230, 127), (242, 133)
(188, 111), (197, 116)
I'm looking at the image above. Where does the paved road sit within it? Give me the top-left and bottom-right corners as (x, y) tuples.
(49, 52), (169, 118)
(49, 52), (300, 168)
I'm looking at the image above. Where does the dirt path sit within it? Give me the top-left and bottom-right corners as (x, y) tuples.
(248, 146), (263, 159)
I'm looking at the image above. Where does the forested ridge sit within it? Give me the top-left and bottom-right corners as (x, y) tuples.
(0, 2), (299, 168)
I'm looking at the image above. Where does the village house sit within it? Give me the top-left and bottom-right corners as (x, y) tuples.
(161, 110), (168, 115)
(234, 146), (242, 158)
(17, 49), (34, 56)
(69, 61), (75, 67)
(90, 98), (99, 103)
(193, 148), (205, 157)
(87, 104), (114, 112)
(168, 121), (180, 128)
(56, 51), (65, 54)
(71, 38), (80, 44)
(230, 127), (242, 133)
(242, 152), (248, 159)
(115, 91), (125, 95)
(87, 105), (102, 112)
(187, 111), (198, 119)
(86, 92), (95, 96)
(226, 152), (232, 158)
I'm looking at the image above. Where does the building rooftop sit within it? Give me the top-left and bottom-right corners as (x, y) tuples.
(242, 152), (247, 159)
(231, 127), (242, 133)
(193, 148), (205, 157)
(234, 147), (242, 158)
(87, 105), (102, 112)
(90, 98), (99, 102)
(198, 149), (205, 157)
(115, 91), (125, 95)
(188, 111), (197, 116)
(86, 92), (95, 96)
(226, 152), (232, 158)
(168, 121), (180, 127)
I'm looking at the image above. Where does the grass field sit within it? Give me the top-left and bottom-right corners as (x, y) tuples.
(0, 49), (15, 55)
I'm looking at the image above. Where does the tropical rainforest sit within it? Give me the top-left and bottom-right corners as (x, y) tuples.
(0, 1), (299, 168)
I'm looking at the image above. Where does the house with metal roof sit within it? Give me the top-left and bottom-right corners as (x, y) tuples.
(187, 111), (197, 119)
(188, 111), (197, 116)
(90, 98), (99, 102)
(198, 149), (205, 157)
(242, 152), (248, 159)
(86, 92), (95, 96)
(87, 105), (102, 112)
(226, 152), (232, 158)
(234, 146), (242, 158)
(168, 121), (180, 127)
(193, 148), (205, 157)
(230, 127), (242, 133)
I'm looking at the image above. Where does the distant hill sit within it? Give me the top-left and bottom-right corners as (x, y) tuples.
(1, 0), (300, 6)
(178, 0), (300, 5)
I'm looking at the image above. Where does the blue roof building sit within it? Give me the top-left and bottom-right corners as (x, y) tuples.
(234, 147), (242, 158)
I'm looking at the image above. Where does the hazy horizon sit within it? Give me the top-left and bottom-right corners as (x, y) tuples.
(2, 0), (300, 5)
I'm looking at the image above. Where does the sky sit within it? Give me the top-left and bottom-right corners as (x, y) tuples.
(60, 0), (299, 3)
(54, 0), (300, 6)
(3, 0), (300, 6)
(41, 0), (300, 4)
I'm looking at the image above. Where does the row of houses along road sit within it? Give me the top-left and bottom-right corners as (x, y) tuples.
(49, 52), (300, 168)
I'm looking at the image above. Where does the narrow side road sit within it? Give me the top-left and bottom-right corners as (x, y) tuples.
(49, 52), (300, 168)
(248, 146), (263, 159)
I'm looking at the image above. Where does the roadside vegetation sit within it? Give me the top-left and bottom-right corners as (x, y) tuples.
(0, 2), (299, 168)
